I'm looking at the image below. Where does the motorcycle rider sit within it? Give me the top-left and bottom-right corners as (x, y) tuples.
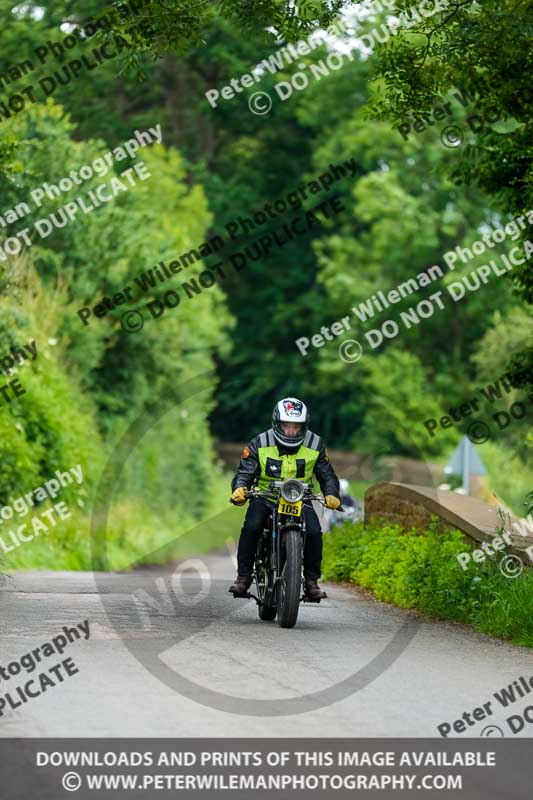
(229, 397), (341, 601)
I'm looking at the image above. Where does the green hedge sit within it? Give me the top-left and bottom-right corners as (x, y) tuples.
(322, 521), (533, 648)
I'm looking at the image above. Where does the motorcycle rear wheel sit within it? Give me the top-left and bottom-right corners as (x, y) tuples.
(277, 528), (302, 629)
(255, 542), (277, 621)
(258, 601), (277, 621)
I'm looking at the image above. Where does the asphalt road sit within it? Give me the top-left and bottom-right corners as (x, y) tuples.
(1, 552), (532, 738)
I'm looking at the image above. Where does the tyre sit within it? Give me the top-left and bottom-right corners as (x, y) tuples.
(277, 528), (302, 629)
(255, 535), (277, 621)
(258, 601), (277, 621)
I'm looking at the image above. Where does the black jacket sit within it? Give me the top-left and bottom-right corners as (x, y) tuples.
(231, 428), (340, 498)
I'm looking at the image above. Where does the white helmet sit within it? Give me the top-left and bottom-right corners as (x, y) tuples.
(272, 397), (308, 447)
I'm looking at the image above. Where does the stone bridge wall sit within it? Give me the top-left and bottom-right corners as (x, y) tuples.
(364, 482), (533, 561)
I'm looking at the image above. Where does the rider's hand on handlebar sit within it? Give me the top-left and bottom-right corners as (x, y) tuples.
(230, 487), (247, 505)
(325, 495), (341, 510)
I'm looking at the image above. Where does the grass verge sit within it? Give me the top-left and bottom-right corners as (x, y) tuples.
(1, 471), (242, 572)
(322, 520), (533, 648)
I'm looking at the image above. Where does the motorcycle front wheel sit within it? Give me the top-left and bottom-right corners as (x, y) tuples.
(277, 528), (302, 629)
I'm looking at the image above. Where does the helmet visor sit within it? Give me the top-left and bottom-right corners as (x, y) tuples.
(281, 422), (303, 438)
(274, 420), (305, 447)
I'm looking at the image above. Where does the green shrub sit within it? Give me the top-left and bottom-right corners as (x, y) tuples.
(322, 519), (533, 647)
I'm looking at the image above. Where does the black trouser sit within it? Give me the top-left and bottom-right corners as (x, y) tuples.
(236, 498), (323, 580)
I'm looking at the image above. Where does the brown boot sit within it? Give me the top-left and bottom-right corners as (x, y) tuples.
(304, 579), (327, 601)
(229, 575), (252, 596)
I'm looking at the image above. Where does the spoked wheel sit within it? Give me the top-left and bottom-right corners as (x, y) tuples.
(255, 539), (277, 621)
(277, 528), (302, 629)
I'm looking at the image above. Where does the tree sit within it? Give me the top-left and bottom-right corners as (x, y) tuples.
(365, 0), (533, 389)
(0, 99), (233, 533)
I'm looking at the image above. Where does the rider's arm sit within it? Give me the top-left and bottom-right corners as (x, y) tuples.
(231, 436), (260, 491)
(313, 441), (341, 498)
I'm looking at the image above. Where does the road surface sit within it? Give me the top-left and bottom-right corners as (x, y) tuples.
(0, 553), (531, 737)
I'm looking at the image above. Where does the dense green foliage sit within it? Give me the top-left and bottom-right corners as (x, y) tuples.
(2, 469), (240, 571)
(365, 0), (533, 408)
(323, 520), (533, 647)
(0, 100), (234, 569)
(0, 0), (530, 571)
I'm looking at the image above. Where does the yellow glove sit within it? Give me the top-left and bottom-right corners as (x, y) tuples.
(325, 495), (341, 510)
(231, 487), (247, 506)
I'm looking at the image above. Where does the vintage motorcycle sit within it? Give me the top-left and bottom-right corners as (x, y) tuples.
(231, 478), (343, 629)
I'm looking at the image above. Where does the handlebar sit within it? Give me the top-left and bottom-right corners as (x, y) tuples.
(230, 487), (345, 512)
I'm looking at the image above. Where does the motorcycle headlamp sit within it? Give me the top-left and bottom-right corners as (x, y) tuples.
(280, 479), (305, 503)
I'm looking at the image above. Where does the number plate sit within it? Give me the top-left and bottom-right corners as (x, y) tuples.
(278, 498), (302, 516)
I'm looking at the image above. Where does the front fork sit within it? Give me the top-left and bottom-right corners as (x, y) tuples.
(253, 509), (307, 605)
(273, 511), (307, 598)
